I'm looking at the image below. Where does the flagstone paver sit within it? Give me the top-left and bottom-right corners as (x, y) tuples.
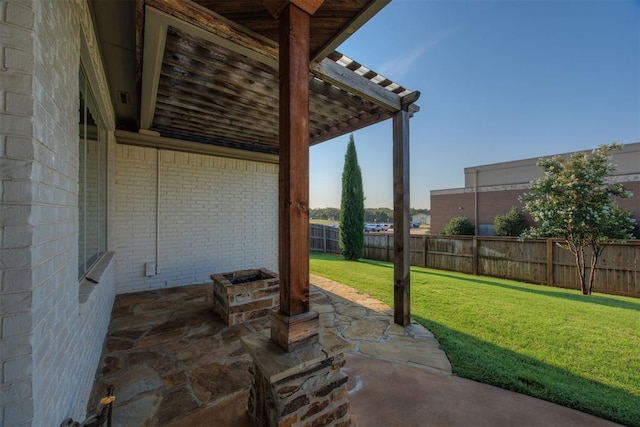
(89, 275), (450, 425)
(310, 274), (452, 373)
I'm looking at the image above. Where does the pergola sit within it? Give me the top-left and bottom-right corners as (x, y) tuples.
(93, 0), (419, 350)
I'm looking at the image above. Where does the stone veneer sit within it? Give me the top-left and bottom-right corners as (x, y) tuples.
(211, 269), (279, 325)
(242, 332), (353, 427)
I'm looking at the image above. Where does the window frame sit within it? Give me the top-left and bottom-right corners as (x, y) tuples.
(78, 64), (108, 279)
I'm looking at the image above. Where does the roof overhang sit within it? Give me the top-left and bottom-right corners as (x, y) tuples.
(92, 0), (419, 155)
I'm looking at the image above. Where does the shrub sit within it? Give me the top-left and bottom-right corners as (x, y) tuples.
(440, 216), (474, 235)
(493, 207), (529, 236)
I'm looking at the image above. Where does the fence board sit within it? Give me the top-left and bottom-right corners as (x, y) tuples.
(425, 237), (474, 274)
(478, 238), (547, 284)
(409, 236), (426, 267)
(309, 224), (340, 254)
(363, 234), (392, 262)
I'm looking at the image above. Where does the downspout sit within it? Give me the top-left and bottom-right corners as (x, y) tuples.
(474, 169), (478, 236)
(156, 148), (160, 274)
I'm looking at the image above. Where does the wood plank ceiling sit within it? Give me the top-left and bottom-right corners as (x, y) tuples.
(139, 0), (419, 155)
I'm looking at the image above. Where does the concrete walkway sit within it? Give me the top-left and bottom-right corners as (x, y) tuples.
(90, 275), (620, 426)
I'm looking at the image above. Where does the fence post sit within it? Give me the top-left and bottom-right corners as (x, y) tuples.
(546, 238), (554, 285)
(322, 224), (327, 253)
(387, 234), (391, 262)
(472, 237), (478, 275)
(422, 235), (427, 267)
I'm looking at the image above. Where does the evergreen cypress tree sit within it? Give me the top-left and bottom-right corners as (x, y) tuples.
(339, 134), (365, 260)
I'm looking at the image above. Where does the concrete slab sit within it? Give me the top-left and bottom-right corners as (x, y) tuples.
(345, 353), (621, 427)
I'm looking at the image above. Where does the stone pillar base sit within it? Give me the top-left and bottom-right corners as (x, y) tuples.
(241, 331), (353, 427)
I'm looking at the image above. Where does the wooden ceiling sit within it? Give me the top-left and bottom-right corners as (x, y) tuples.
(137, 0), (419, 155)
(192, 0), (374, 59)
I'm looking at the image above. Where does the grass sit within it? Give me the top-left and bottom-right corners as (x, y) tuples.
(310, 252), (640, 426)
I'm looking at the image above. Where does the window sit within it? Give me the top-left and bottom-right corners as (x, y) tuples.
(78, 67), (107, 278)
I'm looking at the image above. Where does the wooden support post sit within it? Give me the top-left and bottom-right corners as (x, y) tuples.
(393, 110), (411, 326)
(265, 0), (323, 351)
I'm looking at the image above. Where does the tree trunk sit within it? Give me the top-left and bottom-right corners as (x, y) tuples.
(587, 255), (597, 295)
(587, 245), (603, 295)
(574, 246), (588, 295)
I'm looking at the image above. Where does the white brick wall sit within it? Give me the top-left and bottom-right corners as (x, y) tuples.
(115, 145), (279, 294)
(1, 1), (117, 425)
(1, 0), (38, 424)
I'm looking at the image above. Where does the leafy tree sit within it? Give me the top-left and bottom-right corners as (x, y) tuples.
(440, 216), (474, 235)
(520, 143), (637, 295)
(339, 135), (365, 260)
(364, 207), (392, 223)
(410, 208), (430, 217)
(493, 207), (529, 236)
(310, 207), (340, 221)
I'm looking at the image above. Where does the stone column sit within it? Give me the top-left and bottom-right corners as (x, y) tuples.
(242, 332), (352, 426)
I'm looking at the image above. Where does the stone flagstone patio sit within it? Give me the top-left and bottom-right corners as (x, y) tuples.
(88, 274), (451, 426)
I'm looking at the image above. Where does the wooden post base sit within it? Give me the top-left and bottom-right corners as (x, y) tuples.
(271, 310), (319, 352)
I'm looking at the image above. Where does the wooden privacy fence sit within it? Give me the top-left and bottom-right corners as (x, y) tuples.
(363, 235), (640, 298)
(309, 223), (340, 254)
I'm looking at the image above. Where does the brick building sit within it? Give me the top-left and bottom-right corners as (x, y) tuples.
(431, 142), (640, 235)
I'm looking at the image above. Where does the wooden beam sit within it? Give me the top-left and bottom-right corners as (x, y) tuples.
(311, 58), (403, 112)
(140, 6), (168, 129)
(114, 130), (279, 163)
(393, 109), (411, 326)
(145, 0), (278, 68)
(263, 0), (324, 18)
(312, 0), (391, 63)
(310, 109), (392, 145)
(401, 91), (421, 110)
(278, 3), (311, 318)
(271, 2), (321, 352)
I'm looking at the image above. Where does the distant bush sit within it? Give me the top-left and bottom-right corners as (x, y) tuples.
(440, 216), (474, 235)
(493, 207), (529, 236)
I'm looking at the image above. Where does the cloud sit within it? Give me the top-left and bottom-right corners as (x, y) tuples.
(377, 47), (427, 79)
(377, 26), (461, 79)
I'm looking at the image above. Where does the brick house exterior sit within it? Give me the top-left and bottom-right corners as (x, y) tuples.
(0, 1), (278, 424)
(431, 142), (640, 235)
(114, 145), (278, 294)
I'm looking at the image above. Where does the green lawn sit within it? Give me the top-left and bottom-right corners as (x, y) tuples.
(310, 253), (640, 426)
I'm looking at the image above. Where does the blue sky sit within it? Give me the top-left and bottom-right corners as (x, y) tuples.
(309, 0), (640, 209)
